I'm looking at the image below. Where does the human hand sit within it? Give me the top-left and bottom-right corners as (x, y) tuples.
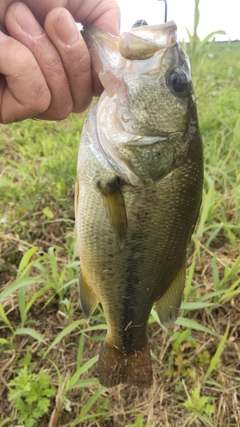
(0, 1), (120, 123)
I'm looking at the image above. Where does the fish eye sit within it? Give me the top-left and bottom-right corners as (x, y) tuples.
(167, 68), (190, 95)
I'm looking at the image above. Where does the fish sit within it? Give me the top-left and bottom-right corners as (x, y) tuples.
(75, 21), (203, 388)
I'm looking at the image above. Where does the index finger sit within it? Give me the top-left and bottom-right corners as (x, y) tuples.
(74, 0), (120, 35)
(0, 32), (50, 123)
(2, 0), (120, 35)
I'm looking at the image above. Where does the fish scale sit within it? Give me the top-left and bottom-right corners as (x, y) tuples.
(75, 21), (203, 387)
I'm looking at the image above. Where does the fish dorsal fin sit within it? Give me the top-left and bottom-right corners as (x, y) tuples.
(97, 178), (127, 249)
(155, 261), (186, 326)
(79, 270), (99, 321)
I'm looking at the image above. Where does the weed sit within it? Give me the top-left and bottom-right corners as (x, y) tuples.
(126, 415), (155, 427)
(183, 0), (225, 67)
(182, 385), (215, 419)
(0, 2), (240, 425)
(8, 365), (56, 427)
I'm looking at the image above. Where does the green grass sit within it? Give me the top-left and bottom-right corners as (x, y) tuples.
(0, 41), (240, 426)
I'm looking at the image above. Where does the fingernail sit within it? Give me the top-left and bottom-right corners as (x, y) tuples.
(53, 9), (79, 45)
(14, 3), (44, 37)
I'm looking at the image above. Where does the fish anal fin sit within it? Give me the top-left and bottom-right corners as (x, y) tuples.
(79, 270), (99, 321)
(98, 340), (152, 387)
(155, 261), (186, 327)
(97, 178), (127, 249)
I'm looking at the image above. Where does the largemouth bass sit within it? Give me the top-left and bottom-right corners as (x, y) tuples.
(75, 21), (203, 387)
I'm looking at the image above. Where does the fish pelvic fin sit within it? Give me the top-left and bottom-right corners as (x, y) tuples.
(79, 270), (99, 321)
(97, 178), (127, 249)
(98, 340), (152, 387)
(155, 261), (186, 327)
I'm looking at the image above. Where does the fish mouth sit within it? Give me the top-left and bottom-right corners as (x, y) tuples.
(119, 20), (177, 60)
(83, 21), (178, 62)
(129, 20), (177, 38)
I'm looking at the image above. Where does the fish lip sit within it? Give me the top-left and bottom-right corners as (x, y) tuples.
(119, 20), (178, 60)
(83, 21), (178, 62)
(128, 20), (178, 47)
(83, 20), (177, 37)
(129, 20), (177, 34)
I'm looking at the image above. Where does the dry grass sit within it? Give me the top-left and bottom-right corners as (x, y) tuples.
(1, 246), (239, 427)
(0, 41), (240, 426)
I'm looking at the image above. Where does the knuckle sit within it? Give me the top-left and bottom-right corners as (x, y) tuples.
(73, 95), (92, 114)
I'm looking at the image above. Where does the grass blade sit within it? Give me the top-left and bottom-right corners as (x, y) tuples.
(72, 387), (106, 425)
(181, 301), (213, 310)
(176, 317), (220, 338)
(15, 327), (47, 344)
(67, 356), (99, 390)
(17, 247), (39, 278)
(203, 326), (229, 383)
(44, 320), (84, 357)
(0, 302), (14, 332)
(77, 332), (84, 370)
(0, 277), (45, 301)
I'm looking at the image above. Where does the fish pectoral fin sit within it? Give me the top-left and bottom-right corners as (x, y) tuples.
(98, 340), (152, 387)
(79, 270), (99, 321)
(97, 178), (127, 249)
(155, 261), (186, 327)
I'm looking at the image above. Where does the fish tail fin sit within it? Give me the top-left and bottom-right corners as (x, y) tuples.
(98, 340), (152, 387)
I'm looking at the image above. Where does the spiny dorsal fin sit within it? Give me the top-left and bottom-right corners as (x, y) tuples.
(79, 270), (99, 321)
(155, 261), (186, 326)
(97, 178), (127, 249)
